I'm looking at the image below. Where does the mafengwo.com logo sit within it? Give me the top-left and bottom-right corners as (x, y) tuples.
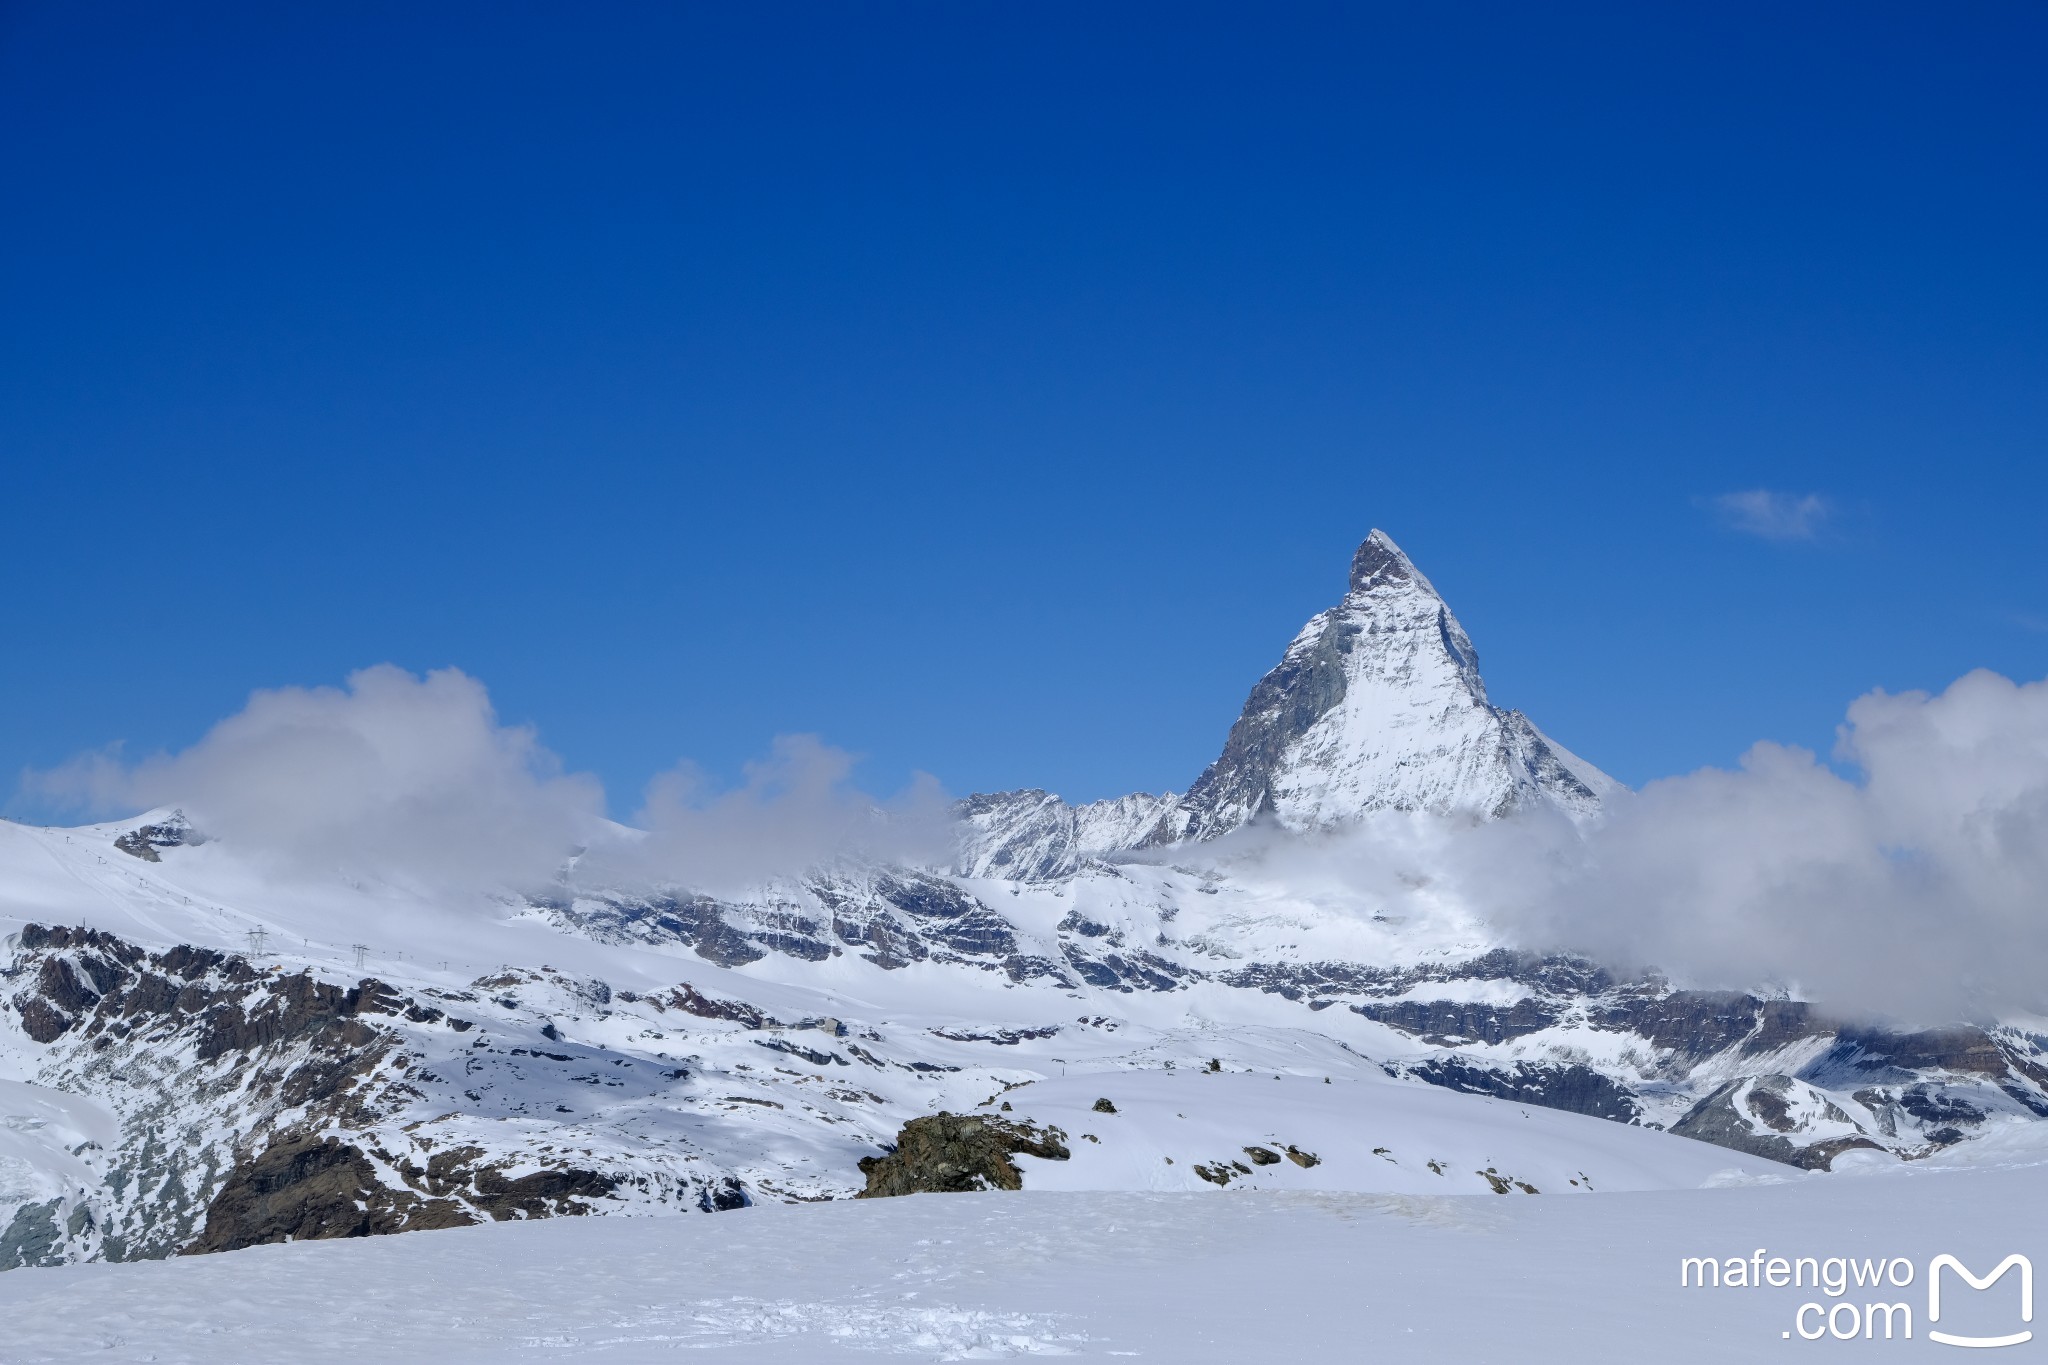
(1680, 1250), (2033, 1346)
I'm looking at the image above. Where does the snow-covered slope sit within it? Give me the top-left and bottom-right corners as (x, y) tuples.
(953, 791), (1180, 882)
(981, 1071), (1777, 1196)
(7, 1157), (2047, 1363)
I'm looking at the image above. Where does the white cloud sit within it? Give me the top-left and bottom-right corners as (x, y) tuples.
(23, 666), (951, 903)
(1704, 489), (1832, 541)
(1474, 668), (2048, 1023)
(26, 665), (607, 894)
(577, 734), (954, 898)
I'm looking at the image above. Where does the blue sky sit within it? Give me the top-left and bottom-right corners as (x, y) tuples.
(3, 2), (2044, 819)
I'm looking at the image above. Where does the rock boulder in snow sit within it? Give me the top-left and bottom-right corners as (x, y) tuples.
(857, 1113), (1071, 1197)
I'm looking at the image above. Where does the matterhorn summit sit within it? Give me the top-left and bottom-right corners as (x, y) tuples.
(955, 529), (1615, 874)
(1166, 529), (1615, 838)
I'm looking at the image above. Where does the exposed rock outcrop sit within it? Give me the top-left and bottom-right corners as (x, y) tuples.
(112, 812), (199, 863)
(1, 924), (749, 1266)
(1670, 1076), (1884, 1171)
(857, 1113), (1070, 1197)
(185, 1135), (469, 1254)
(185, 1133), (624, 1254)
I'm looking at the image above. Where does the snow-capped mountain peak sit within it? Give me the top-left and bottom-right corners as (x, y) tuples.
(1169, 528), (1613, 839)
(953, 529), (1613, 873)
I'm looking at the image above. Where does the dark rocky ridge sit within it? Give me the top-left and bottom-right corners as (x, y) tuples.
(1668, 1078), (1885, 1171)
(1, 924), (734, 1262)
(1170, 594), (1364, 842)
(186, 1134), (621, 1254)
(1129, 940), (2048, 1163)
(1396, 1057), (1642, 1124)
(2, 924), (421, 1258)
(186, 1136), (467, 1253)
(111, 813), (198, 864)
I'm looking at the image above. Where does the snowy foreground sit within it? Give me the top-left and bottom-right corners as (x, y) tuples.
(3, 1155), (2043, 1363)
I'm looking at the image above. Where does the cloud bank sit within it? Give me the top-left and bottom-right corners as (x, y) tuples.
(575, 733), (954, 899)
(23, 661), (2048, 1024)
(1476, 668), (2048, 1023)
(28, 666), (606, 893)
(1161, 669), (2048, 1023)
(25, 666), (944, 899)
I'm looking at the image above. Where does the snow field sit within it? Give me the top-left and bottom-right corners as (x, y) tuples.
(991, 1071), (1786, 1195)
(2, 1162), (2041, 1362)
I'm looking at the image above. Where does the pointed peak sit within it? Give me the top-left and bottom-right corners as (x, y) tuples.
(1348, 529), (1424, 596)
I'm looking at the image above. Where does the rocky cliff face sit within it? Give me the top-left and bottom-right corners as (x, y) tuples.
(0, 923), (864, 1265)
